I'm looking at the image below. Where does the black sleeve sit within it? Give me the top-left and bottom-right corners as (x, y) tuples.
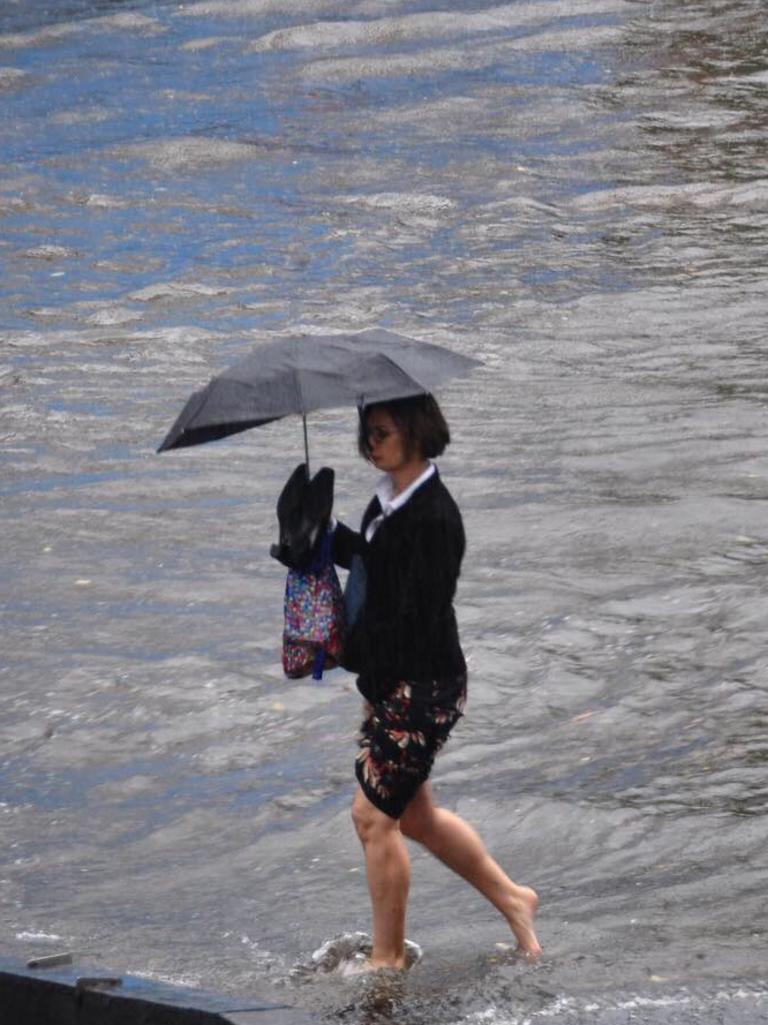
(332, 496), (381, 569)
(331, 521), (363, 570)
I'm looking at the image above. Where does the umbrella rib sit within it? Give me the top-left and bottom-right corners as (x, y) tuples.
(355, 351), (430, 407)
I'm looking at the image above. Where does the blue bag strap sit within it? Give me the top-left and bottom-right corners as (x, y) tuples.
(306, 527), (333, 574)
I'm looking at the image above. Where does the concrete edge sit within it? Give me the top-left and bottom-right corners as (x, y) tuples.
(0, 956), (315, 1025)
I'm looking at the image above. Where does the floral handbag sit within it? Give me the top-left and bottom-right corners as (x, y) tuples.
(282, 530), (345, 680)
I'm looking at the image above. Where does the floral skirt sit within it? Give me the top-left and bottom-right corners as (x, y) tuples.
(355, 677), (467, 820)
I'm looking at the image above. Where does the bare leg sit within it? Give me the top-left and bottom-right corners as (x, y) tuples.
(351, 785), (410, 969)
(400, 783), (541, 958)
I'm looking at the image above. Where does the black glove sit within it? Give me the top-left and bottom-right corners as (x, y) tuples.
(270, 463), (335, 570)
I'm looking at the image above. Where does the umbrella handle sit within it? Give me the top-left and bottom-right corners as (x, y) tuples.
(302, 412), (310, 474)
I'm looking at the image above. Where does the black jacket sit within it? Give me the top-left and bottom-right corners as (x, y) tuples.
(332, 469), (467, 696)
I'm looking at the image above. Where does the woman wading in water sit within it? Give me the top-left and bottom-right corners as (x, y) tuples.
(330, 394), (541, 970)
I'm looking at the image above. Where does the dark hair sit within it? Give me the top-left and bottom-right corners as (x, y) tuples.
(358, 393), (451, 462)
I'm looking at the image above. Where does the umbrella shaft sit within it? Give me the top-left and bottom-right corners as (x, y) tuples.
(302, 412), (309, 474)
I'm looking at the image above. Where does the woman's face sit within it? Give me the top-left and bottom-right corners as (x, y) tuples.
(365, 408), (411, 474)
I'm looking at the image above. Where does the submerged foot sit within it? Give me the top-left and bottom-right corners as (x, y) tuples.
(333, 937), (421, 977)
(361, 940), (420, 973)
(363, 957), (407, 973)
(506, 885), (542, 960)
(336, 954), (407, 977)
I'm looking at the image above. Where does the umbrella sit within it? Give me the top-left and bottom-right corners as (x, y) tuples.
(157, 328), (481, 468)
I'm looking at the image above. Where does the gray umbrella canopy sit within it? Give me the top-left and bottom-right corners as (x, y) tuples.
(157, 329), (481, 456)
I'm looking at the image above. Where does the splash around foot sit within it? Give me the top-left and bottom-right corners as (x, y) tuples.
(291, 932), (423, 979)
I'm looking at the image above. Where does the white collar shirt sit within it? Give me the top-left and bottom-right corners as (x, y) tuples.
(365, 462), (436, 543)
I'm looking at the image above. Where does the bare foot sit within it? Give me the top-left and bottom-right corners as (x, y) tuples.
(365, 938), (421, 973)
(338, 956), (406, 977)
(505, 885), (542, 959)
(335, 938), (420, 977)
(366, 957), (408, 972)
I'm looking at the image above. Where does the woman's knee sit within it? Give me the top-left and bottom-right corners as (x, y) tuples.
(351, 790), (394, 844)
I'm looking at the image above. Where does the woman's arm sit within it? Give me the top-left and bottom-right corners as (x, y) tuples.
(332, 495), (381, 569)
(332, 521), (364, 569)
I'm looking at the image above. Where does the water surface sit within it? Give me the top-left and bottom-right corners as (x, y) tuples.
(2, 1), (768, 1022)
